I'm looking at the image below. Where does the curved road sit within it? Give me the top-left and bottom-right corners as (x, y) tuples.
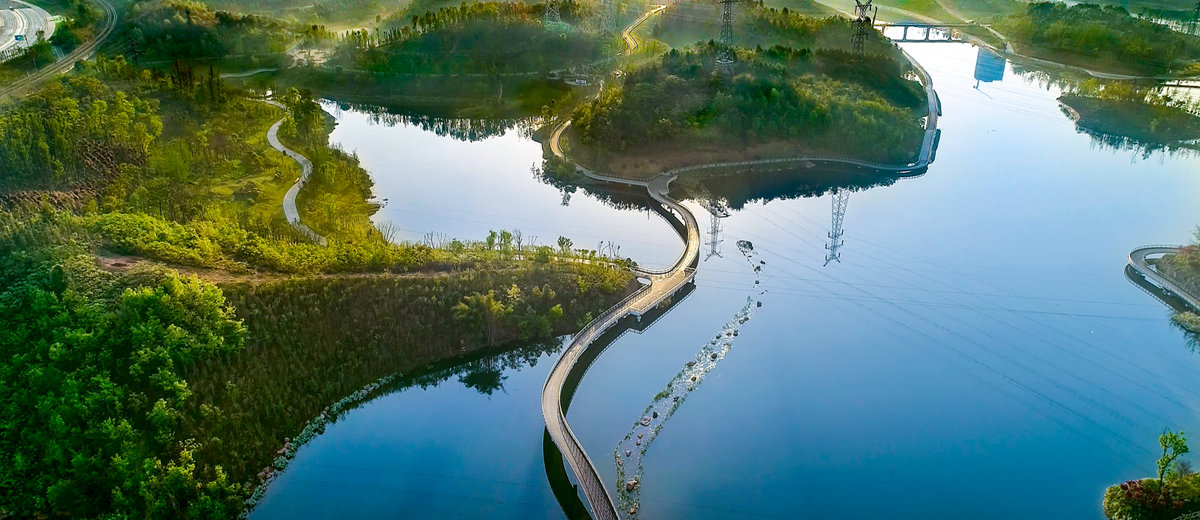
(0, 1), (55, 55)
(620, 5), (666, 55)
(263, 99), (328, 245)
(0, 0), (116, 102)
(1129, 246), (1200, 311)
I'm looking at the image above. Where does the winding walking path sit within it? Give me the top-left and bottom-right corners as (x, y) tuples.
(263, 99), (327, 245)
(1128, 246), (1200, 312)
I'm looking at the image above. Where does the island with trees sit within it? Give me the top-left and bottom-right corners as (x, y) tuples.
(1104, 431), (1200, 520)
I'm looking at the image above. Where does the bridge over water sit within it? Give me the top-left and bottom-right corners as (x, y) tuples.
(539, 6), (943, 519)
(875, 22), (978, 42)
(1127, 246), (1200, 313)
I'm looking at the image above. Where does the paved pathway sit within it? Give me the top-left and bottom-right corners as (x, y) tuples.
(1129, 246), (1200, 311)
(262, 99), (327, 245)
(621, 5), (666, 55)
(219, 68), (278, 79)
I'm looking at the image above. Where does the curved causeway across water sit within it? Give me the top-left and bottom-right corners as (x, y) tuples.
(540, 8), (942, 520)
(1129, 246), (1200, 311)
(542, 121), (700, 520)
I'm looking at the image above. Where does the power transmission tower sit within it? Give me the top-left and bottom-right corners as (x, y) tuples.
(851, 0), (876, 61)
(545, 0), (561, 25)
(715, 0), (736, 75)
(824, 189), (849, 266)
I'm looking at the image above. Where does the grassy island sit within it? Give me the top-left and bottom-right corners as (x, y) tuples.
(565, 41), (927, 178)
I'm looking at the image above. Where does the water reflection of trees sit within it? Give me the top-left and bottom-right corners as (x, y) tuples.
(1012, 68), (1200, 159)
(673, 166), (909, 209)
(532, 158), (661, 213)
(1070, 126), (1200, 160)
(423, 338), (559, 392)
(333, 101), (539, 142)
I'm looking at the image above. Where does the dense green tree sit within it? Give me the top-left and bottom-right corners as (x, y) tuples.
(0, 262), (245, 518)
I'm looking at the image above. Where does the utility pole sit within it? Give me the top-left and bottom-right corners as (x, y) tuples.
(851, 0), (876, 61)
(824, 189), (849, 266)
(715, 0), (735, 75)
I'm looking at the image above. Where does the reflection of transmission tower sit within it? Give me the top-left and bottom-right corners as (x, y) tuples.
(824, 189), (849, 266)
(702, 199), (729, 260)
(851, 0), (876, 60)
(545, 0), (561, 25)
(715, 0), (735, 75)
(706, 213), (724, 259)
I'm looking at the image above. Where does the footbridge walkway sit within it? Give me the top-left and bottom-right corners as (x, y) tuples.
(875, 22), (978, 42)
(540, 7), (940, 520)
(1128, 245), (1200, 312)
(542, 118), (699, 520)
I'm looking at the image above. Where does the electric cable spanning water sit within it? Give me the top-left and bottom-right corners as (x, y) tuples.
(612, 240), (766, 518)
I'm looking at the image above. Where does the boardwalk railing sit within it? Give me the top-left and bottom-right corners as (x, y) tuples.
(1128, 245), (1200, 312)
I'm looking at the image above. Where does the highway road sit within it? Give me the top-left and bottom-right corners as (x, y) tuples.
(0, 0), (114, 103)
(0, 0), (55, 54)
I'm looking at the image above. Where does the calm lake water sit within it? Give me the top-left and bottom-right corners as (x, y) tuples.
(252, 42), (1200, 520)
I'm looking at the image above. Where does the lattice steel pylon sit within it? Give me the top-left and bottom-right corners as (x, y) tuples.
(824, 189), (849, 266)
(715, 0), (736, 75)
(703, 199), (729, 260)
(851, 0), (876, 60)
(545, 0), (561, 25)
